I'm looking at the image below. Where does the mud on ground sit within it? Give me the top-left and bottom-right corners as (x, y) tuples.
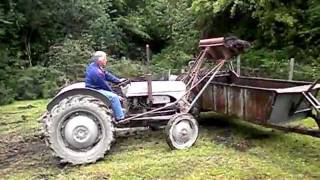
(0, 133), (60, 178)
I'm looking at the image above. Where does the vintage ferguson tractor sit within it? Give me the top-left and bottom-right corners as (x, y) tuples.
(42, 37), (250, 164)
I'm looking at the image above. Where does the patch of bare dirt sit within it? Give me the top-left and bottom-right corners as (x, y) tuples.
(0, 133), (59, 177)
(213, 130), (253, 152)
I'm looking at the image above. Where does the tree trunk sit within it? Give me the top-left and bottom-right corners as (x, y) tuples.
(24, 30), (32, 67)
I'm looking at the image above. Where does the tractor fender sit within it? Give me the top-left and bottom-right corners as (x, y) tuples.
(47, 83), (109, 111)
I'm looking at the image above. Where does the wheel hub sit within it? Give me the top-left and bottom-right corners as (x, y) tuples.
(63, 114), (99, 150)
(73, 126), (89, 141)
(172, 120), (193, 144)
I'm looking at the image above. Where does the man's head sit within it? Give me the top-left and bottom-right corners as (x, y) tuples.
(93, 51), (107, 67)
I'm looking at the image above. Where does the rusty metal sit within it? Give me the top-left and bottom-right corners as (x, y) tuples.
(146, 44), (153, 104)
(199, 37), (225, 46)
(122, 37), (249, 123)
(180, 50), (205, 83)
(121, 36), (320, 138)
(200, 70), (320, 137)
(263, 124), (320, 138)
(187, 60), (225, 112)
(147, 74), (153, 103)
(300, 79), (320, 114)
(199, 37), (250, 60)
(186, 48), (209, 88)
(131, 115), (174, 121)
(128, 109), (177, 117)
(122, 61), (225, 122)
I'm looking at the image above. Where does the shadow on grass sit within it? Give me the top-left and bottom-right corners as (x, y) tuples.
(199, 112), (278, 140)
(198, 112), (320, 176)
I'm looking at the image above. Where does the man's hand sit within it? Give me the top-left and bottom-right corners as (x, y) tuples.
(117, 78), (130, 87)
(119, 78), (126, 82)
(118, 95), (124, 102)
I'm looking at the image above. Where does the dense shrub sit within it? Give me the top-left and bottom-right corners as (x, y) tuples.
(0, 83), (15, 105)
(46, 38), (93, 81)
(14, 67), (65, 100)
(41, 81), (59, 98)
(0, 0), (320, 105)
(152, 47), (193, 74)
(108, 60), (146, 78)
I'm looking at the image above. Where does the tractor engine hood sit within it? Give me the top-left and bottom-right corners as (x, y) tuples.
(123, 81), (186, 100)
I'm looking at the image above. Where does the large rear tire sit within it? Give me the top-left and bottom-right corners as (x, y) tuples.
(43, 95), (115, 165)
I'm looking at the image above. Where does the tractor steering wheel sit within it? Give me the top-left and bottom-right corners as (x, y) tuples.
(116, 78), (131, 87)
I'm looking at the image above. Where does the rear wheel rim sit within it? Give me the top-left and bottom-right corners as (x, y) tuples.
(61, 111), (101, 151)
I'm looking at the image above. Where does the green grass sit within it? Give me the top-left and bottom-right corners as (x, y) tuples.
(0, 99), (48, 137)
(0, 100), (320, 179)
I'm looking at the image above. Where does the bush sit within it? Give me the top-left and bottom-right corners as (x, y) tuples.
(88, 15), (127, 57)
(152, 46), (193, 74)
(108, 60), (146, 78)
(16, 76), (41, 100)
(0, 82), (15, 105)
(42, 81), (59, 98)
(240, 48), (320, 80)
(46, 38), (93, 82)
(14, 66), (65, 100)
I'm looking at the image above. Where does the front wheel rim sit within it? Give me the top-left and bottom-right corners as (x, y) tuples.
(169, 116), (198, 149)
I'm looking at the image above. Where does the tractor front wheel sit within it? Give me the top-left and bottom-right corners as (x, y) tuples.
(166, 113), (199, 150)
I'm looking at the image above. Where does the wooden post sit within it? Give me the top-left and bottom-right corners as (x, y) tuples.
(146, 44), (150, 67)
(289, 58), (295, 81)
(236, 55), (241, 75)
(146, 44), (153, 104)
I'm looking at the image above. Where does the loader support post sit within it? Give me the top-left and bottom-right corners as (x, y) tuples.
(187, 60), (225, 112)
(147, 74), (153, 104)
(146, 44), (153, 104)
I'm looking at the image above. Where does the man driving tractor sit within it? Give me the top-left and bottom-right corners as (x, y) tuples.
(42, 37), (252, 165)
(85, 51), (125, 122)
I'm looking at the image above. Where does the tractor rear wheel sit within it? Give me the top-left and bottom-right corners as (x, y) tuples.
(166, 113), (199, 150)
(43, 95), (115, 165)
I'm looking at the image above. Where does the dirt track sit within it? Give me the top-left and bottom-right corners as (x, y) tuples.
(0, 134), (61, 178)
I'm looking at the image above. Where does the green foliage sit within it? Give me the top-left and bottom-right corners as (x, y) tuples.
(14, 66), (64, 100)
(1, 0), (320, 104)
(241, 48), (320, 80)
(89, 15), (126, 56)
(152, 47), (193, 74)
(241, 48), (292, 79)
(191, 0), (320, 61)
(46, 38), (93, 81)
(108, 60), (146, 78)
(16, 76), (41, 100)
(132, 0), (199, 73)
(117, 16), (151, 41)
(41, 81), (59, 98)
(0, 47), (19, 104)
(0, 82), (15, 105)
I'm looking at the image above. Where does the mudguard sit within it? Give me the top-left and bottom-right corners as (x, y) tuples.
(47, 82), (109, 111)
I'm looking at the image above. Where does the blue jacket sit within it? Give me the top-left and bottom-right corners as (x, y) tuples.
(85, 62), (120, 92)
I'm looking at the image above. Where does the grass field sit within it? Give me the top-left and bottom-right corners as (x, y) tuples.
(0, 100), (320, 179)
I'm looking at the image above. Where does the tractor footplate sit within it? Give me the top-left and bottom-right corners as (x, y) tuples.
(115, 119), (130, 125)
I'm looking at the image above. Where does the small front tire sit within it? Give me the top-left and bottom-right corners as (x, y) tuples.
(166, 113), (199, 150)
